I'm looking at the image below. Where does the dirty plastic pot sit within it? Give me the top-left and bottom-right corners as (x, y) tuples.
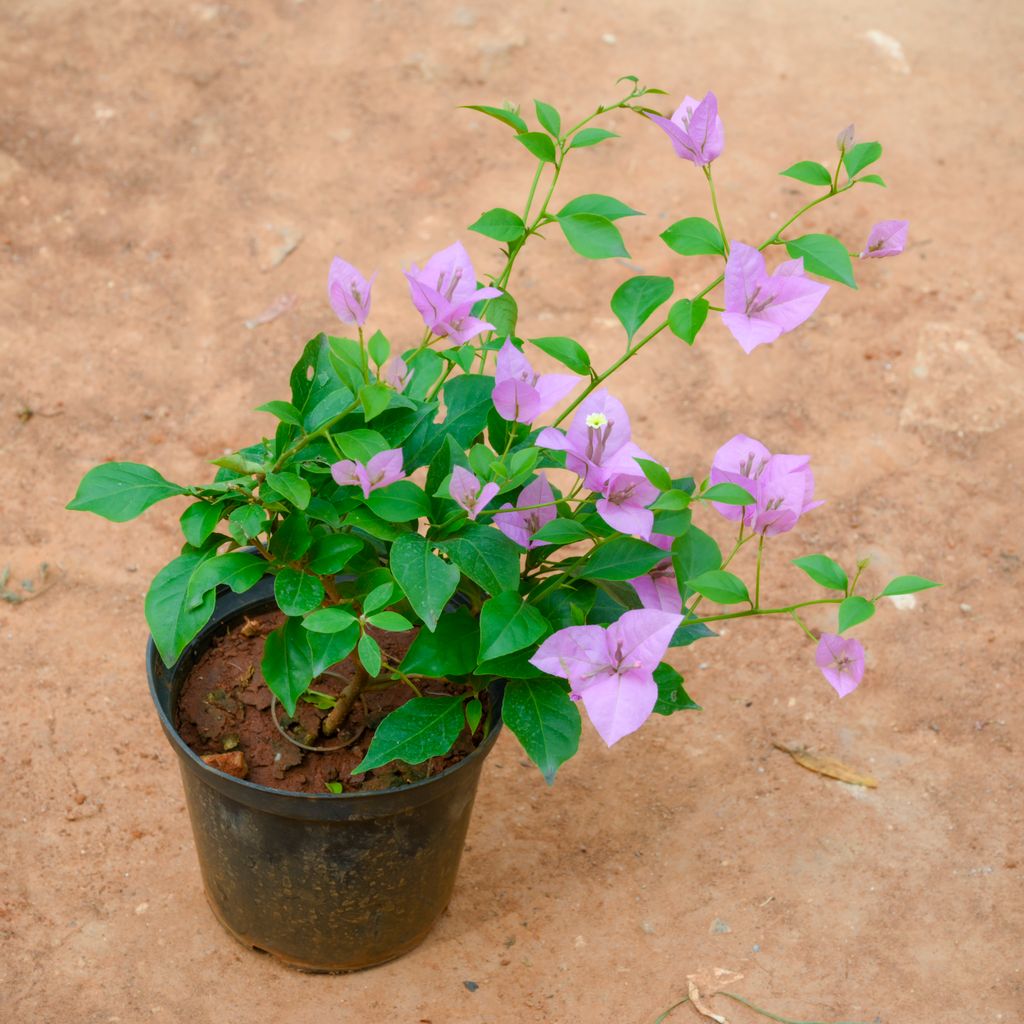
(147, 577), (503, 972)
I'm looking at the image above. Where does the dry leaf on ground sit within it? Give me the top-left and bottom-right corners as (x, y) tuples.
(685, 967), (744, 1023)
(774, 743), (878, 787)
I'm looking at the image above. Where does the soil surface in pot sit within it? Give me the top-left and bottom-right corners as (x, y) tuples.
(175, 609), (485, 793)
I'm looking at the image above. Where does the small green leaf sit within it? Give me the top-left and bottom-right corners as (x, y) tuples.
(302, 607), (358, 633)
(67, 462), (187, 522)
(516, 131), (557, 163)
(265, 471), (311, 510)
(269, 513), (313, 562)
(650, 489), (691, 511)
(255, 400), (304, 426)
(357, 633), (382, 676)
(362, 581), (395, 615)
(478, 592), (548, 662)
(531, 519), (592, 545)
(400, 607), (480, 677)
(570, 127), (618, 149)
(792, 554), (848, 592)
(580, 538), (666, 581)
(688, 569), (750, 605)
(557, 194), (641, 221)
(462, 104), (528, 133)
(667, 298), (710, 345)
(487, 291), (518, 338)
(365, 480), (430, 522)
(465, 697), (483, 734)
(880, 575), (940, 597)
(336, 428), (388, 463)
(671, 527), (722, 597)
(838, 595), (875, 632)
(660, 217), (725, 257)
(390, 533), (460, 631)
(367, 330), (390, 367)
(366, 610), (413, 632)
(843, 141), (882, 178)
(228, 504), (266, 543)
(359, 383), (393, 422)
(469, 207), (526, 242)
(179, 501), (222, 548)
(528, 335), (591, 375)
(502, 678), (581, 784)
(325, 781), (345, 794)
(558, 213), (629, 260)
(186, 551), (267, 608)
(702, 482), (756, 505)
(634, 458), (673, 492)
(534, 99), (561, 137)
(856, 173), (886, 187)
(780, 161), (833, 186)
(306, 534), (363, 574)
(610, 275), (674, 341)
(652, 663), (700, 716)
(343, 506), (409, 541)
(785, 233), (857, 288)
(353, 696), (467, 773)
(274, 568), (325, 616)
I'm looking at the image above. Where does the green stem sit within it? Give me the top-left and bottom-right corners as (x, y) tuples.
(270, 399), (361, 473)
(522, 161), (545, 222)
(704, 165), (730, 258)
(718, 990), (871, 1024)
(790, 610), (817, 640)
(693, 596), (842, 626)
(754, 533), (765, 608)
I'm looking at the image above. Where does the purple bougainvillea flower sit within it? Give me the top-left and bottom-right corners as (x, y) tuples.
(330, 448), (404, 500)
(710, 434), (823, 536)
(860, 220), (909, 259)
(720, 242), (830, 354)
(449, 466), (500, 521)
(536, 390), (648, 490)
(646, 92), (724, 166)
(383, 355), (411, 393)
(404, 241), (502, 346)
(595, 471), (660, 540)
(629, 534), (681, 613)
(328, 256), (375, 327)
(816, 633), (865, 698)
(530, 609), (683, 746)
(494, 473), (556, 549)
(492, 339), (577, 424)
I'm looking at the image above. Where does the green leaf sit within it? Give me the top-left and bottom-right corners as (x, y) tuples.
(785, 233), (857, 289)
(365, 480), (430, 522)
(357, 633), (382, 676)
(528, 335), (591, 375)
(652, 663), (700, 716)
(580, 537), (666, 581)
(502, 678), (581, 784)
(780, 161), (833, 186)
(353, 696), (467, 772)
(265, 471), (310, 510)
(610, 275), (674, 340)
(534, 99), (561, 137)
(302, 606), (358, 633)
(390, 533), (460, 631)
(570, 127), (618, 149)
(671, 527), (722, 596)
(145, 551), (217, 666)
(186, 551), (266, 609)
(67, 462), (187, 522)
(669, 620), (716, 648)
(652, 507), (692, 536)
(688, 569), (750, 605)
(667, 298), (710, 345)
(358, 382), (393, 422)
(227, 505), (266, 544)
(255, 400), (303, 426)
(367, 330), (390, 367)
(179, 501), (222, 548)
(476, 650), (543, 678)
(469, 207), (526, 242)
(344, 506), (409, 541)
(557, 194), (641, 221)
(465, 697), (482, 734)
(856, 173), (886, 187)
(261, 617), (315, 716)
(532, 518), (591, 545)
(650, 489), (691, 511)
(792, 554), (848, 592)
(838, 595), (875, 632)
(366, 611), (413, 632)
(558, 213), (629, 260)
(441, 523), (522, 594)
(879, 575), (940, 597)
(659, 217), (725, 257)
(269, 513), (313, 562)
(362, 581), (395, 614)
(306, 534), (363, 574)
(843, 141), (882, 178)
(400, 607), (480, 677)
(634, 458), (672, 492)
(337, 428), (388, 462)
(462, 104), (528, 133)
(274, 568), (325, 616)
(325, 781), (344, 794)
(308, 623), (360, 677)
(478, 592), (548, 662)
(488, 291), (518, 338)
(516, 131), (557, 163)
(702, 482), (756, 505)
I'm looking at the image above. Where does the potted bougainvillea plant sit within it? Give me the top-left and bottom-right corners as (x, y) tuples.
(68, 79), (934, 971)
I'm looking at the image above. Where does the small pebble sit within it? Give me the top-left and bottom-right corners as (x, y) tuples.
(960, 603), (972, 613)
(641, 920), (655, 934)
(752, 943), (761, 953)
(463, 981), (479, 992)
(710, 918), (731, 934)
(601, 32), (617, 44)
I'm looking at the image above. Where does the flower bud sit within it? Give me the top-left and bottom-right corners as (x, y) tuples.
(836, 124), (855, 152)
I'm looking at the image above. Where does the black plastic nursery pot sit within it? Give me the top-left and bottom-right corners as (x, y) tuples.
(147, 577), (503, 972)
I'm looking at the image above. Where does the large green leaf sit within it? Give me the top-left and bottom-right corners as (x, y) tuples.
(879, 575), (940, 597)
(780, 161), (832, 186)
(557, 213), (629, 259)
(516, 131), (557, 163)
(534, 99), (561, 137)
(502, 678), (581, 784)
(610, 275), (674, 341)
(838, 595), (875, 632)
(557, 194), (641, 221)
(400, 607), (480, 677)
(365, 480), (431, 522)
(462, 104), (528, 134)
(274, 568), (325, 616)
(306, 534), (364, 574)
(469, 207), (526, 242)
(687, 569), (750, 605)
(353, 696), (467, 773)
(659, 217), (725, 257)
(269, 513), (313, 562)
(67, 462), (187, 522)
(843, 141), (882, 178)
(179, 501), (223, 547)
(671, 527), (722, 597)
(785, 233), (857, 288)
(185, 550), (266, 609)
(389, 533), (460, 631)
(478, 592), (548, 662)
(792, 554), (848, 592)
(264, 471), (310, 510)
(441, 524), (522, 594)
(569, 127), (618, 149)
(579, 537), (666, 581)
(667, 298), (710, 346)
(261, 617), (315, 716)
(145, 550), (218, 666)
(527, 335), (591, 375)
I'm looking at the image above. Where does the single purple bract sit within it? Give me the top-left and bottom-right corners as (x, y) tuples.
(449, 466), (500, 521)
(494, 473), (556, 549)
(861, 220), (908, 259)
(595, 470), (660, 540)
(646, 92), (724, 166)
(816, 633), (865, 697)
(331, 447), (404, 499)
(383, 355), (411, 393)
(491, 339), (577, 424)
(328, 256), (375, 327)
(629, 533), (681, 613)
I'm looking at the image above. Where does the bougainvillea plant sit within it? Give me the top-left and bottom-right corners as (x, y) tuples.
(68, 79), (936, 783)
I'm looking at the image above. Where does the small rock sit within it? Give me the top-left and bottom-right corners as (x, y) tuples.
(959, 603), (972, 613)
(641, 920), (655, 935)
(601, 32), (617, 44)
(463, 981), (479, 992)
(201, 751), (248, 779)
(752, 944), (760, 953)
(710, 918), (731, 934)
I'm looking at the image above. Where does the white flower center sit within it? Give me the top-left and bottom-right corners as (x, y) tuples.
(585, 412), (608, 429)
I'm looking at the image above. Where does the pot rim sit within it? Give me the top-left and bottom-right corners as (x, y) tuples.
(146, 580), (503, 804)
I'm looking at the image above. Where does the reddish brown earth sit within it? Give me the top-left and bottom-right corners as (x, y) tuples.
(2, 1), (1021, 1021)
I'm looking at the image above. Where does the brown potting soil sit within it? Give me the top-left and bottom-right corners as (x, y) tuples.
(175, 609), (483, 793)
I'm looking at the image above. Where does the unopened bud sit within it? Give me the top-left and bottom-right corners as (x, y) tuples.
(836, 124), (855, 151)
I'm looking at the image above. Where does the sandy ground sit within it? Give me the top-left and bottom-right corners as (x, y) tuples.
(2, 1), (1022, 1021)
